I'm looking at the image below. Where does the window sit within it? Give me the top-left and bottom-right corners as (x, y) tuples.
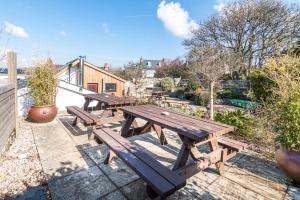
(105, 83), (117, 92)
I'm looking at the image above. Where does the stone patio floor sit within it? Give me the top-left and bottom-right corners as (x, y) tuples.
(9, 113), (300, 199)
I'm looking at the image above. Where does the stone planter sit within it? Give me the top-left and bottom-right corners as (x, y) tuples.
(28, 105), (58, 123)
(275, 148), (300, 184)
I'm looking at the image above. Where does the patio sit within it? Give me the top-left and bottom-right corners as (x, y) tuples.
(1, 113), (300, 200)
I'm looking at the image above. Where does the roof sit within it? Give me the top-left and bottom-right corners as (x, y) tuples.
(84, 61), (126, 82)
(58, 58), (125, 83)
(0, 67), (25, 74)
(142, 59), (161, 69)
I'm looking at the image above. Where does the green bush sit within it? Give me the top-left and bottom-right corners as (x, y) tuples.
(217, 87), (246, 99)
(185, 80), (200, 92)
(248, 68), (274, 101)
(161, 77), (174, 92)
(195, 92), (209, 106)
(184, 92), (195, 100)
(27, 61), (58, 106)
(215, 110), (255, 137)
(170, 88), (185, 98)
(263, 55), (300, 150)
(274, 93), (300, 151)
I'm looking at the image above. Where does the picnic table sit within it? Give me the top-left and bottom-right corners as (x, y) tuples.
(83, 93), (136, 117)
(120, 105), (241, 174)
(94, 104), (247, 199)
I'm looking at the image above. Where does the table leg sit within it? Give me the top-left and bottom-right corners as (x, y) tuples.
(209, 138), (225, 175)
(173, 142), (191, 170)
(72, 117), (79, 125)
(121, 115), (136, 137)
(83, 98), (90, 111)
(104, 150), (116, 164)
(152, 124), (168, 145)
(111, 108), (118, 117)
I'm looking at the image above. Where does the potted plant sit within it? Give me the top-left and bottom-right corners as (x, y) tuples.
(27, 59), (58, 123)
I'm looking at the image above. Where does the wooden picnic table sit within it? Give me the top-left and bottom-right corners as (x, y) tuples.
(83, 93), (136, 117)
(120, 104), (237, 176)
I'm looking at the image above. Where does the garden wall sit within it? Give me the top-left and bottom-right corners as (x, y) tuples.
(0, 84), (16, 155)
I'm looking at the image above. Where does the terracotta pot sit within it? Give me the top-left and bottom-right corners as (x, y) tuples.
(276, 148), (300, 184)
(28, 105), (58, 123)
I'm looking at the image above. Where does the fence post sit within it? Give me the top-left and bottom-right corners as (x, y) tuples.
(7, 51), (17, 118)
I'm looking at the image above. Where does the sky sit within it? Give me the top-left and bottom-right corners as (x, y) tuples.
(0, 0), (299, 68)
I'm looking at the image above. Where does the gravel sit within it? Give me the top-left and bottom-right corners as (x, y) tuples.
(0, 119), (50, 199)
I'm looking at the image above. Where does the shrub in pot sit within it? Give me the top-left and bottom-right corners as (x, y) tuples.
(27, 60), (58, 123)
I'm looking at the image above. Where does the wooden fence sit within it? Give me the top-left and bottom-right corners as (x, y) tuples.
(0, 84), (16, 154)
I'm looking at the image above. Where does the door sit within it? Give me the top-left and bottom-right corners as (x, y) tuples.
(87, 83), (98, 93)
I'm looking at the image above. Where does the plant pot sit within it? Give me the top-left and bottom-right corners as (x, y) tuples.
(275, 148), (300, 184)
(28, 105), (58, 123)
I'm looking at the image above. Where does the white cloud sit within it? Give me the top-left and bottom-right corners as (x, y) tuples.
(59, 31), (67, 36)
(214, 1), (227, 12)
(157, 1), (199, 39)
(102, 23), (109, 33)
(4, 21), (29, 39)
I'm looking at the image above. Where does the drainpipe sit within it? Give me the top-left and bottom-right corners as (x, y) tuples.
(79, 56), (86, 91)
(102, 78), (106, 94)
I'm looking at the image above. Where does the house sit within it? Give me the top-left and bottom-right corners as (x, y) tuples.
(140, 58), (162, 78)
(58, 56), (125, 96)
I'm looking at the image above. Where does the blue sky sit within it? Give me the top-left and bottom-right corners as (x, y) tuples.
(0, 0), (298, 68)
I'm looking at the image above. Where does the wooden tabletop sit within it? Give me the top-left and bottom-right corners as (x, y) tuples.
(120, 105), (234, 141)
(84, 93), (135, 106)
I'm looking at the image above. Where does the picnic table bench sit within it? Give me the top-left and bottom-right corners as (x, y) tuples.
(66, 106), (102, 139)
(94, 128), (186, 199)
(94, 105), (248, 199)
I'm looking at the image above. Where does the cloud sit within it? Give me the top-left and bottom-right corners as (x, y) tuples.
(214, 1), (227, 12)
(157, 1), (199, 39)
(59, 31), (67, 36)
(4, 21), (29, 39)
(102, 23), (109, 33)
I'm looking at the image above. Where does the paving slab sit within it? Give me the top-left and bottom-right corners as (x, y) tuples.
(120, 179), (149, 200)
(48, 166), (116, 200)
(98, 158), (140, 187)
(224, 166), (286, 199)
(100, 190), (127, 200)
(82, 144), (109, 164)
(205, 176), (266, 200)
(42, 150), (95, 179)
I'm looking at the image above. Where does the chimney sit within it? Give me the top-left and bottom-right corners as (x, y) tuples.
(79, 56), (86, 89)
(104, 63), (110, 71)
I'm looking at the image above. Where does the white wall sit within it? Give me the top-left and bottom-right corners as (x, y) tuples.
(17, 80), (96, 116)
(58, 67), (78, 85)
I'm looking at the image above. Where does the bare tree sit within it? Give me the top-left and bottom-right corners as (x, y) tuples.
(123, 61), (144, 95)
(188, 44), (236, 119)
(0, 28), (6, 62)
(0, 26), (10, 63)
(155, 57), (189, 78)
(185, 0), (300, 76)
